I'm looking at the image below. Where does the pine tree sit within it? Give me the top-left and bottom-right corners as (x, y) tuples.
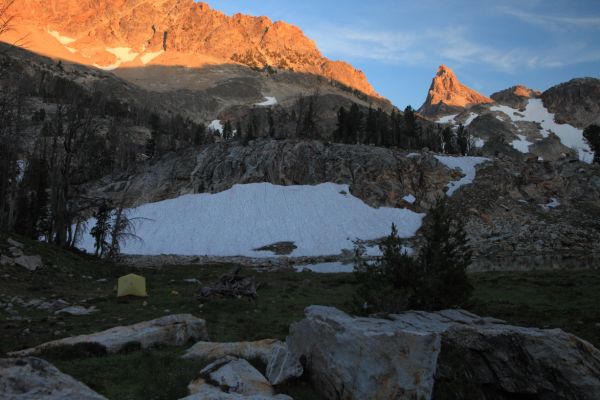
(348, 103), (363, 144)
(90, 203), (112, 257)
(583, 124), (600, 163)
(416, 198), (473, 310)
(334, 106), (348, 143)
(222, 120), (233, 141)
(354, 198), (473, 313)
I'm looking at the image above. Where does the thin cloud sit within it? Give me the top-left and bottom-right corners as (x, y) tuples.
(499, 7), (600, 30)
(307, 24), (600, 73)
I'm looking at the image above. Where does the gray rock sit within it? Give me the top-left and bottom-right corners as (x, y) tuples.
(542, 77), (600, 128)
(7, 238), (24, 248)
(13, 255), (43, 271)
(0, 357), (106, 399)
(182, 339), (282, 364)
(1, 254), (14, 266)
(182, 357), (293, 400)
(193, 357), (275, 397)
(9, 314), (208, 357)
(9, 246), (24, 257)
(283, 306), (600, 400)
(55, 306), (99, 316)
(265, 343), (303, 385)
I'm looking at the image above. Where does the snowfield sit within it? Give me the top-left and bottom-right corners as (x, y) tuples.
(436, 114), (458, 124)
(255, 96), (278, 106)
(511, 134), (532, 153)
(140, 50), (164, 65)
(491, 99), (593, 162)
(208, 120), (223, 133)
(48, 30), (75, 45)
(434, 156), (489, 196)
(77, 183), (425, 257)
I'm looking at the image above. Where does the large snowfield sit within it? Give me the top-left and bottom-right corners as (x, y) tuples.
(491, 99), (594, 163)
(77, 183), (425, 257)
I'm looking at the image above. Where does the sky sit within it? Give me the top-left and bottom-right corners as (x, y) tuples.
(207, 0), (600, 109)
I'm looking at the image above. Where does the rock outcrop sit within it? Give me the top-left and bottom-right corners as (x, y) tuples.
(9, 314), (208, 357)
(0, 357), (107, 400)
(278, 306), (600, 400)
(419, 65), (493, 117)
(542, 77), (600, 128)
(84, 140), (455, 211)
(9, 0), (379, 99)
(491, 84), (541, 109)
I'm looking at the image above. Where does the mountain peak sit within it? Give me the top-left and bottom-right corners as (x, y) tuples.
(436, 64), (454, 76)
(419, 65), (492, 117)
(7, 0), (380, 98)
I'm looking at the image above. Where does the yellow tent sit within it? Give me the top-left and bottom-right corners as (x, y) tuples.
(117, 274), (147, 297)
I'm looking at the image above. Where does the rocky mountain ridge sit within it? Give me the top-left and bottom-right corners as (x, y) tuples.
(8, 0), (378, 98)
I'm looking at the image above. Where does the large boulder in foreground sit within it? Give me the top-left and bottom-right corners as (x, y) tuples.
(279, 306), (600, 400)
(0, 357), (106, 400)
(182, 356), (292, 400)
(9, 314), (208, 357)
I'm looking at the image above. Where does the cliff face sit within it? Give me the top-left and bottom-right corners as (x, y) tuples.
(419, 65), (493, 117)
(9, 0), (378, 98)
(542, 78), (600, 128)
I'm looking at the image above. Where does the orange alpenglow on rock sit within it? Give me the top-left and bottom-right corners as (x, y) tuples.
(5, 0), (379, 98)
(419, 65), (493, 116)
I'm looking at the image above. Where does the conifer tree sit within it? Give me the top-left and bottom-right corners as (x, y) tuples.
(583, 124), (600, 163)
(354, 198), (473, 313)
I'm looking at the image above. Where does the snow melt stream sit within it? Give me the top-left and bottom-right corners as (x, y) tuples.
(77, 183), (424, 257)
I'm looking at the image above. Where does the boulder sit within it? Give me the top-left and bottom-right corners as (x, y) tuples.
(7, 238), (24, 248)
(55, 305), (99, 316)
(13, 255), (43, 271)
(281, 306), (600, 400)
(182, 356), (292, 400)
(9, 314), (208, 357)
(265, 342), (303, 385)
(193, 357), (275, 396)
(9, 246), (24, 257)
(0, 254), (14, 266)
(0, 357), (106, 399)
(182, 339), (282, 364)
(181, 386), (291, 400)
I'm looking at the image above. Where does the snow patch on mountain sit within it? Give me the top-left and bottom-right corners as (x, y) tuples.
(464, 112), (478, 126)
(255, 96), (278, 106)
(491, 99), (593, 162)
(434, 156), (489, 196)
(436, 114), (458, 124)
(511, 135), (532, 154)
(48, 30), (75, 45)
(106, 47), (139, 63)
(76, 183), (425, 257)
(140, 50), (164, 65)
(208, 120), (223, 133)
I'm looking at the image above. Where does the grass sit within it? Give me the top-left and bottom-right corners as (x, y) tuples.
(1, 232), (599, 399)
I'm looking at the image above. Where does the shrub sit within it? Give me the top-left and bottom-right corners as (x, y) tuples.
(354, 198), (473, 314)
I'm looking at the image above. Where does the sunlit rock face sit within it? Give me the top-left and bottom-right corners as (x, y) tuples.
(490, 85), (542, 109)
(419, 65), (493, 117)
(7, 0), (379, 98)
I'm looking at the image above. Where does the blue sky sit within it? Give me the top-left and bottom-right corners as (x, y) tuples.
(207, 0), (600, 109)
